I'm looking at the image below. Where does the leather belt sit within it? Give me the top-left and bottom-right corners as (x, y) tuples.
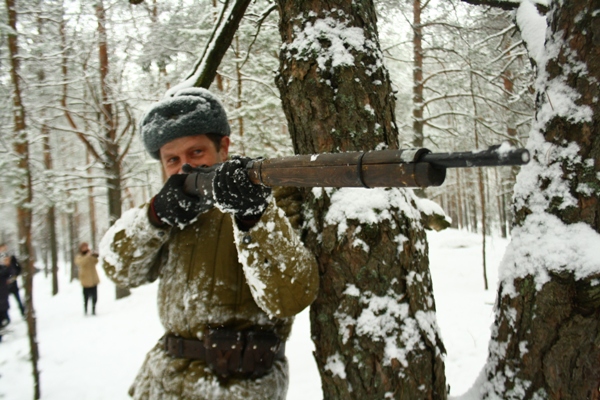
(163, 330), (286, 380)
(164, 335), (208, 361)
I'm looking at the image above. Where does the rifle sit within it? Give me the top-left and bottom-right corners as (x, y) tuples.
(183, 143), (529, 199)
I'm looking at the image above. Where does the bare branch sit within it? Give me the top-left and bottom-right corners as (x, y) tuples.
(168, 0), (253, 93)
(460, 0), (519, 11)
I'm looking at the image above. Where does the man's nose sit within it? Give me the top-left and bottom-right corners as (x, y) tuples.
(176, 156), (194, 174)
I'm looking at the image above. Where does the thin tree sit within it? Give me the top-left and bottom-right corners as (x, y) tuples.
(5, 0), (41, 397)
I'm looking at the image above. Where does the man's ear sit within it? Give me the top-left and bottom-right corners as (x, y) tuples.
(219, 136), (231, 160)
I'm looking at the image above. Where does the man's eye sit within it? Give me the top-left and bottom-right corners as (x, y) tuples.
(193, 149), (203, 156)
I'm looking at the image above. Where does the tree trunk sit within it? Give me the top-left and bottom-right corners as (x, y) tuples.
(96, 0), (130, 299)
(275, 1), (446, 398)
(470, 72), (488, 290)
(412, 0), (424, 148)
(48, 206), (59, 295)
(481, 1), (600, 398)
(5, 0), (41, 397)
(43, 134), (59, 295)
(86, 151), (98, 249)
(68, 208), (77, 282)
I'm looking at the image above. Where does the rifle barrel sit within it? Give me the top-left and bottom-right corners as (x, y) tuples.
(420, 146), (530, 169)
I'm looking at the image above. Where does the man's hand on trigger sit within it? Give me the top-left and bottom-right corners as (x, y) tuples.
(212, 156), (271, 223)
(150, 173), (211, 228)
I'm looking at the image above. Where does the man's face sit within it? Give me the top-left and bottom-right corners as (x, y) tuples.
(160, 134), (230, 177)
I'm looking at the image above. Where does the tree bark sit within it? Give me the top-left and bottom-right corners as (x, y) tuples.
(481, 1), (600, 398)
(275, 1), (446, 398)
(96, 0), (130, 299)
(43, 133), (59, 295)
(5, 0), (41, 397)
(412, 0), (424, 148)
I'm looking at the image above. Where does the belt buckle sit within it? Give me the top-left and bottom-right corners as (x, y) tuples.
(163, 335), (185, 359)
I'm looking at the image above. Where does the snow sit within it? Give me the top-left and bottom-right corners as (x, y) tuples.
(0, 228), (508, 399)
(516, 0), (547, 66)
(281, 9), (384, 82)
(498, 212), (600, 294)
(283, 14), (366, 70)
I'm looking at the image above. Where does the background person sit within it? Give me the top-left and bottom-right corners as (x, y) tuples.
(0, 256), (12, 341)
(74, 242), (100, 316)
(0, 244), (24, 317)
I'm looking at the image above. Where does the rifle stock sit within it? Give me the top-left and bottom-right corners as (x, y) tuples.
(246, 148), (445, 188)
(183, 144), (530, 197)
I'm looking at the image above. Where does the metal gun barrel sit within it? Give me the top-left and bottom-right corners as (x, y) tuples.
(420, 146), (530, 169)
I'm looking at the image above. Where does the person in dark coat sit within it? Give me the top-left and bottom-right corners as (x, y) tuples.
(0, 257), (11, 342)
(0, 244), (25, 317)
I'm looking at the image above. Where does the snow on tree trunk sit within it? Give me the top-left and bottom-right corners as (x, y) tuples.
(477, 1), (600, 398)
(275, 1), (447, 398)
(5, 0), (41, 397)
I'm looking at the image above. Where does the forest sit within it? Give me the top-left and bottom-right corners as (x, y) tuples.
(1, 0), (599, 399)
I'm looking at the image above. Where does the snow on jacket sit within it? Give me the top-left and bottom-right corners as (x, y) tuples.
(99, 198), (319, 400)
(75, 252), (100, 288)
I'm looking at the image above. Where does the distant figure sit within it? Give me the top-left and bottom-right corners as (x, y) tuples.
(0, 256), (11, 341)
(0, 243), (25, 317)
(74, 242), (100, 316)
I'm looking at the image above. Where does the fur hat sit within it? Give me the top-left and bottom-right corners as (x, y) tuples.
(140, 88), (231, 159)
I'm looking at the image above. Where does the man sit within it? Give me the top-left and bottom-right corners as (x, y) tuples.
(99, 88), (319, 399)
(0, 244), (24, 317)
(74, 242), (100, 316)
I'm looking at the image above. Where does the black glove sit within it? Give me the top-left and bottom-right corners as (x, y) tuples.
(150, 173), (212, 227)
(212, 156), (271, 220)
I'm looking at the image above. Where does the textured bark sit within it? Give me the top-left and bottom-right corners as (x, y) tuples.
(276, 1), (447, 398)
(484, 1), (600, 398)
(5, 0), (41, 397)
(96, 0), (130, 300)
(412, 0), (424, 148)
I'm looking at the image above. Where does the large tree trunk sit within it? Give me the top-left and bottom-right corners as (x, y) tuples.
(5, 0), (41, 397)
(480, 1), (600, 398)
(275, 1), (446, 398)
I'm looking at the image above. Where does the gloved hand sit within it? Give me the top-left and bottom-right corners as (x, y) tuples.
(212, 156), (272, 221)
(150, 173), (212, 227)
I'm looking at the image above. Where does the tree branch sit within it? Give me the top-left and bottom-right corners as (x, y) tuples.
(460, 0), (519, 11)
(166, 0), (253, 94)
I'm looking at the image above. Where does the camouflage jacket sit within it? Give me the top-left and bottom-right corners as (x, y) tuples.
(99, 199), (318, 399)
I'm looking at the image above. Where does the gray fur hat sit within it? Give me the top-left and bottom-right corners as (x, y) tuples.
(140, 88), (230, 159)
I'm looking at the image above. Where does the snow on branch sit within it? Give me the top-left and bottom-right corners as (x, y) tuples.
(166, 0), (252, 96)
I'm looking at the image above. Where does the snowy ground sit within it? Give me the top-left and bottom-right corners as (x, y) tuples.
(0, 228), (508, 399)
